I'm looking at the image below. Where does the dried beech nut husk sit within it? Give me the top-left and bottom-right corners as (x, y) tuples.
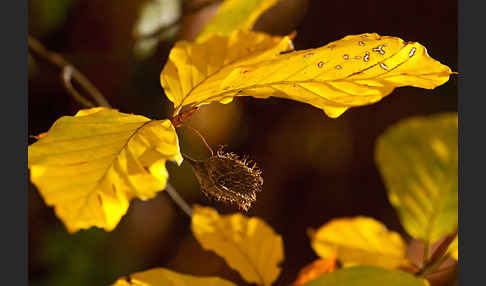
(187, 146), (263, 211)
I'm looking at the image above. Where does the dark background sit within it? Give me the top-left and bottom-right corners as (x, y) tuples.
(28, 0), (458, 285)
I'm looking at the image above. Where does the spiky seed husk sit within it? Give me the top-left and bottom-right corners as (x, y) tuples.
(188, 146), (263, 211)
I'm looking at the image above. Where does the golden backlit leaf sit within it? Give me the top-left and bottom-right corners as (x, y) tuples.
(161, 29), (294, 115)
(111, 267), (236, 286)
(375, 113), (458, 242)
(28, 108), (183, 233)
(302, 266), (429, 286)
(292, 256), (338, 286)
(196, 0), (280, 43)
(309, 217), (409, 269)
(162, 32), (453, 118)
(191, 205), (284, 286)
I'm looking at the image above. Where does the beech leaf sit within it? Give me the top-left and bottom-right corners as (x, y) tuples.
(302, 266), (429, 286)
(191, 205), (284, 286)
(375, 113), (458, 242)
(309, 216), (409, 269)
(28, 107), (183, 233)
(112, 267), (236, 286)
(162, 32), (453, 118)
(196, 0), (280, 43)
(161, 29), (294, 115)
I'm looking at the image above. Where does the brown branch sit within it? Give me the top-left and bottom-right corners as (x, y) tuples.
(428, 232), (457, 265)
(416, 231), (458, 276)
(28, 35), (111, 108)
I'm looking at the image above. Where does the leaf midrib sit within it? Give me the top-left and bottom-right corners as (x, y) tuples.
(184, 43), (450, 107)
(70, 120), (155, 225)
(176, 38), (289, 111)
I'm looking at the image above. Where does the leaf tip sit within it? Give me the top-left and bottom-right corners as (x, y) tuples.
(322, 106), (348, 118)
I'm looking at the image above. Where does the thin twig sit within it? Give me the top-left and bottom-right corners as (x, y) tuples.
(28, 35), (111, 108)
(165, 183), (193, 217)
(186, 125), (214, 155)
(417, 231), (457, 276)
(61, 66), (96, 108)
(429, 232), (457, 264)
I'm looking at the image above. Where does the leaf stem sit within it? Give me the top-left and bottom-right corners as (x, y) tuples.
(186, 125), (214, 155)
(165, 183), (193, 217)
(61, 66), (96, 108)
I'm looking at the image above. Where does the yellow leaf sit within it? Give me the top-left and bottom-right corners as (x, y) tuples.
(161, 29), (294, 115)
(292, 256), (338, 286)
(162, 32), (452, 118)
(375, 113), (458, 242)
(447, 235), (458, 261)
(196, 0), (280, 43)
(111, 267), (236, 286)
(28, 108), (182, 233)
(191, 205), (284, 286)
(309, 216), (409, 269)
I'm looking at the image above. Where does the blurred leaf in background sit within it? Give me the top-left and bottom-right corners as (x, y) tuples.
(133, 0), (182, 59)
(195, 0), (279, 42)
(302, 266), (429, 286)
(31, 228), (116, 286)
(112, 267), (237, 286)
(375, 113), (458, 243)
(309, 216), (409, 269)
(292, 256), (338, 286)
